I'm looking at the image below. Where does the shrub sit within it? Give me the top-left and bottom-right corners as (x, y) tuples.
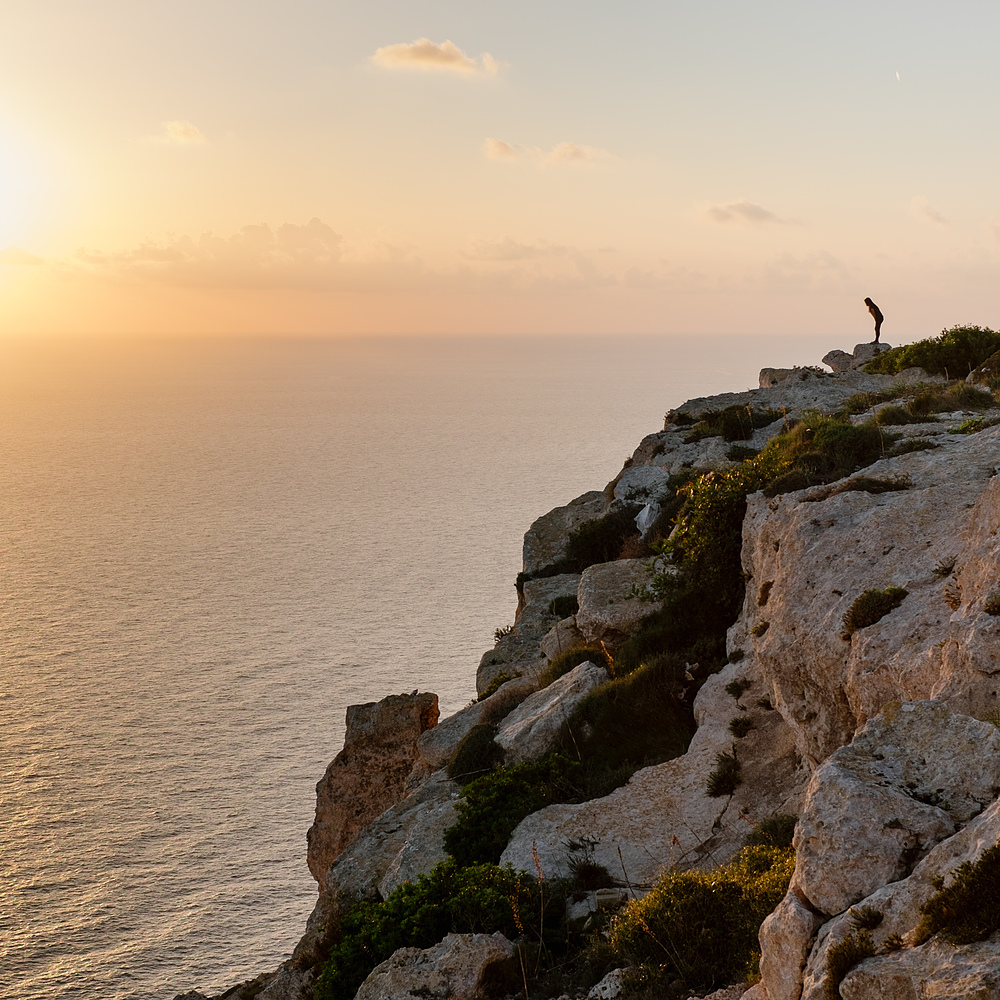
(540, 644), (608, 687)
(888, 438), (938, 456)
(606, 844), (794, 990)
(916, 845), (1000, 945)
(863, 325), (1000, 377)
(725, 678), (751, 699)
(842, 389), (902, 415)
(478, 671), (520, 701)
(872, 405), (927, 426)
(548, 594), (580, 618)
(479, 685), (531, 726)
(447, 723), (504, 786)
(825, 931), (875, 999)
(685, 406), (783, 443)
(726, 443), (760, 461)
(444, 754), (584, 866)
(849, 906), (884, 931)
(706, 751), (742, 797)
(984, 593), (1000, 616)
(841, 587), (908, 640)
(729, 716), (756, 738)
(745, 814), (797, 850)
(566, 508), (642, 569)
(950, 416), (1000, 435)
(313, 861), (554, 1000)
(751, 620), (769, 637)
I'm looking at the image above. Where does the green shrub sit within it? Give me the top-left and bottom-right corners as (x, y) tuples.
(685, 406), (783, 443)
(950, 416), (1000, 435)
(447, 723), (504, 786)
(744, 814), (797, 850)
(726, 443), (760, 461)
(606, 844), (794, 990)
(565, 508), (641, 569)
(706, 751), (742, 797)
(725, 678), (751, 699)
(916, 845), (1000, 945)
(729, 716), (756, 738)
(872, 405), (927, 426)
(863, 325), (1000, 377)
(888, 438), (938, 456)
(478, 671), (520, 701)
(825, 931), (875, 999)
(478, 685), (531, 726)
(548, 594), (580, 618)
(841, 587), (908, 640)
(443, 754), (584, 866)
(313, 861), (552, 1000)
(842, 389), (903, 415)
(849, 905), (884, 931)
(540, 644), (608, 687)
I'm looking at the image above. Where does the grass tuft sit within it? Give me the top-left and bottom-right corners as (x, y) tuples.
(841, 587), (908, 640)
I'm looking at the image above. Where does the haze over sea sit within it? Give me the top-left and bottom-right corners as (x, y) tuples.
(1, 333), (832, 1000)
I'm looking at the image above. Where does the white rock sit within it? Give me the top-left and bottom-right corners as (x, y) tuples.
(522, 490), (609, 576)
(588, 967), (630, 999)
(851, 342), (893, 367)
(495, 661), (609, 765)
(822, 350), (855, 373)
(576, 559), (659, 643)
(540, 616), (585, 660)
(354, 932), (516, 1000)
(613, 463), (673, 503)
(758, 889), (823, 1000)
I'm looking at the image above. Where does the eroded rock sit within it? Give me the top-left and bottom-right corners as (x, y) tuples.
(354, 932), (517, 1000)
(522, 490), (609, 576)
(306, 691), (439, 890)
(495, 660), (609, 765)
(576, 559), (658, 643)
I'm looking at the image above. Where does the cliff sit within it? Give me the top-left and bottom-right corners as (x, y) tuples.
(193, 333), (1000, 1000)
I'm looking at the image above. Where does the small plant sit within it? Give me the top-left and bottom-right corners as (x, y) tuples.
(745, 814), (797, 849)
(540, 644), (609, 687)
(547, 594), (580, 618)
(728, 648), (745, 663)
(494, 623), (514, 644)
(726, 443), (760, 461)
(825, 931), (875, 999)
(916, 845), (1000, 945)
(871, 405), (927, 426)
(479, 685), (531, 726)
(888, 438), (938, 456)
(849, 905), (884, 931)
(984, 593), (1000, 616)
(751, 620), (770, 637)
(725, 678), (751, 699)
(756, 696), (774, 710)
(685, 405), (783, 443)
(447, 723), (504, 786)
(478, 671), (520, 701)
(932, 558), (956, 578)
(706, 750), (742, 797)
(729, 715), (756, 738)
(758, 580), (774, 606)
(881, 932), (904, 952)
(841, 587), (908, 640)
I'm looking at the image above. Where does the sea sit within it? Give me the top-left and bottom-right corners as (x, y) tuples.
(0, 333), (833, 1000)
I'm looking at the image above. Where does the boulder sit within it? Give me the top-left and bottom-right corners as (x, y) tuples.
(612, 463), (673, 503)
(306, 691), (439, 890)
(540, 616), (585, 660)
(822, 350), (855, 373)
(793, 701), (1000, 917)
(495, 660), (609, 765)
(576, 559), (658, 643)
(758, 889), (822, 1000)
(354, 932), (517, 1000)
(522, 490), (609, 576)
(851, 342), (893, 367)
(588, 968), (630, 999)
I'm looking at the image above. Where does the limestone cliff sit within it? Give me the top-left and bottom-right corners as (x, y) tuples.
(197, 339), (1000, 1000)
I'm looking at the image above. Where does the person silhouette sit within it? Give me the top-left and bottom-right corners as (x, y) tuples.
(864, 297), (884, 343)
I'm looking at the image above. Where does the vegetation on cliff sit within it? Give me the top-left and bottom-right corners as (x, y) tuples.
(862, 324), (1000, 378)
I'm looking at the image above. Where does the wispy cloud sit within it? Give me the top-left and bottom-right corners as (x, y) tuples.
(0, 246), (44, 265)
(705, 200), (783, 225)
(371, 38), (500, 76)
(149, 120), (207, 145)
(464, 237), (567, 261)
(909, 195), (947, 225)
(484, 138), (614, 166)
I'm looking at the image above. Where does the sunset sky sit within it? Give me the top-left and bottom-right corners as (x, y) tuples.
(2, 1), (1000, 337)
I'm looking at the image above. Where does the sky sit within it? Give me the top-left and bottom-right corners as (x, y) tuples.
(2, 1), (1000, 338)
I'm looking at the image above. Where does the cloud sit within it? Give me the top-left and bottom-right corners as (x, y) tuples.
(150, 120), (207, 144)
(464, 237), (567, 261)
(909, 195), (947, 225)
(371, 38), (499, 76)
(484, 138), (614, 166)
(0, 246), (44, 265)
(705, 200), (783, 225)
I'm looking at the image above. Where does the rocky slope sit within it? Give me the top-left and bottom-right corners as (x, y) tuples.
(191, 340), (1000, 1000)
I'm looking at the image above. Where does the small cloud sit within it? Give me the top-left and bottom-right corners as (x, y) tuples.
(706, 200), (782, 225)
(484, 138), (614, 167)
(896, 70), (901, 82)
(371, 38), (500, 76)
(0, 246), (44, 265)
(909, 195), (947, 225)
(151, 120), (207, 145)
(484, 137), (519, 160)
(464, 237), (567, 261)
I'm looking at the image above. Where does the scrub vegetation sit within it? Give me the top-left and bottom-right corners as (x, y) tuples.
(862, 325), (1000, 378)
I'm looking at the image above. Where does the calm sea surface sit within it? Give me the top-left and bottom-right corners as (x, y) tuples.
(0, 333), (832, 999)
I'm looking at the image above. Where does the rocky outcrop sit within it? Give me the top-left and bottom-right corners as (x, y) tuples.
(576, 559), (659, 643)
(306, 691), (439, 890)
(522, 490), (609, 576)
(354, 933), (517, 1000)
(738, 426), (1000, 765)
(501, 658), (808, 885)
(495, 660), (609, 765)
